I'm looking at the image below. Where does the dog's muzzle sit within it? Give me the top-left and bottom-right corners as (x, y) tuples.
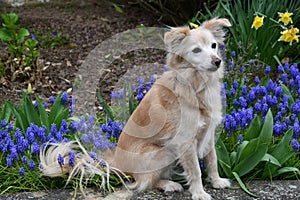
(211, 56), (221, 67)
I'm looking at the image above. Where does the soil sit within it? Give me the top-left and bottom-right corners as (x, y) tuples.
(0, 0), (165, 108)
(0, 1), (299, 200)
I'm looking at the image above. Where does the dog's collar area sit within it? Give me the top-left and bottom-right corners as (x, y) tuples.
(173, 72), (208, 94)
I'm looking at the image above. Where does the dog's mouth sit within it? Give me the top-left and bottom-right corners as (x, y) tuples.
(207, 67), (219, 72)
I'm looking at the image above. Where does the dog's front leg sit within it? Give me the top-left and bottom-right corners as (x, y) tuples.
(179, 142), (211, 200)
(204, 142), (231, 189)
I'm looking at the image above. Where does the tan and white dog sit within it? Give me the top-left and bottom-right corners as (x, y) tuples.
(40, 18), (232, 200)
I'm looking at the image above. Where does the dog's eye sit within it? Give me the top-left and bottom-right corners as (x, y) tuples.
(211, 43), (217, 49)
(192, 47), (202, 53)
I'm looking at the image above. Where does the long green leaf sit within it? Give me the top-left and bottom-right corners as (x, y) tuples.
(0, 101), (12, 122)
(235, 140), (249, 164)
(128, 83), (136, 115)
(6, 101), (28, 133)
(96, 91), (114, 121)
(233, 111), (273, 176)
(216, 138), (232, 178)
(49, 93), (64, 124)
(262, 129), (295, 179)
(273, 167), (300, 177)
(233, 144), (268, 177)
(232, 172), (258, 198)
(244, 113), (261, 140)
(22, 91), (41, 126)
(269, 129), (294, 163)
(36, 96), (50, 130)
(280, 83), (294, 104)
(53, 108), (69, 130)
(261, 153), (281, 167)
(258, 109), (273, 145)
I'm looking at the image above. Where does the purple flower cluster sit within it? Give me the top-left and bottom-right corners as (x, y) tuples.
(110, 89), (124, 104)
(223, 62), (300, 151)
(76, 113), (124, 153)
(136, 76), (155, 103)
(0, 117), (74, 175)
(0, 122), (38, 173)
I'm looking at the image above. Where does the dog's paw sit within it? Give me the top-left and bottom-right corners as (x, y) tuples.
(155, 180), (183, 192)
(163, 181), (183, 192)
(192, 191), (212, 200)
(211, 178), (231, 189)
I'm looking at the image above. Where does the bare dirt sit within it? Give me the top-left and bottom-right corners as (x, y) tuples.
(0, 0), (165, 107)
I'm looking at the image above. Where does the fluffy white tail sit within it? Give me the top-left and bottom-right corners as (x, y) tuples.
(39, 138), (128, 197)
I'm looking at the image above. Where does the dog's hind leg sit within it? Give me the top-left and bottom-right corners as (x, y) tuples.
(179, 142), (211, 200)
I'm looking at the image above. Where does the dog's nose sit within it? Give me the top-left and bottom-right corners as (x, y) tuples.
(212, 56), (221, 67)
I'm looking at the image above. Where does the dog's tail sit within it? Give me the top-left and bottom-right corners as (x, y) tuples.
(39, 138), (128, 197)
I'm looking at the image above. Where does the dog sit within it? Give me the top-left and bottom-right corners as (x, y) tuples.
(40, 18), (231, 200)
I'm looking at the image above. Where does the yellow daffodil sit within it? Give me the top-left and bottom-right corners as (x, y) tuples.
(189, 22), (199, 29)
(278, 27), (299, 45)
(251, 16), (264, 30)
(278, 12), (293, 25)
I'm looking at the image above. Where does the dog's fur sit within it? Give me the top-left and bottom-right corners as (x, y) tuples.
(109, 18), (232, 200)
(40, 18), (231, 200)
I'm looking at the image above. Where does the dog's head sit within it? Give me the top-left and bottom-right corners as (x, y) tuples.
(164, 18), (231, 72)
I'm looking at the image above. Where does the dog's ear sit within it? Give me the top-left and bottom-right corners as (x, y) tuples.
(164, 26), (190, 49)
(202, 18), (231, 44)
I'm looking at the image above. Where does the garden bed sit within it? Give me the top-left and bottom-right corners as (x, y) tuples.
(0, 1), (299, 200)
(0, 0), (163, 107)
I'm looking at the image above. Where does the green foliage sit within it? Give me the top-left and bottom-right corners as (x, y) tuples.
(112, 3), (123, 13)
(33, 28), (69, 49)
(0, 13), (29, 58)
(0, 13), (41, 79)
(24, 39), (40, 67)
(217, 111), (299, 195)
(1, 92), (69, 134)
(0, 165), (67, 194)
(97, 83), (138, 123)
(189, 0), (300, 66)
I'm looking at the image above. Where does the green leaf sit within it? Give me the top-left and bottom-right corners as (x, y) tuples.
(230, 151), (237, 166)
(261, 153), (281, 167)
(0, 29), (13, 42)
(244, 115), (261, 140)
(35, 96), (50, 130)
(6, 101), (29, 133)
(216, 138), (232, 178)
(232, 172), (259, 198)
(22, 91), (41, 126)
(49, 93), (64, 124)
(262, 129), (295, 179)
(273, 167), (300, 177)
(232, 144), (267, 177)
(280, 83), (294, 104)
(269, 129), (294, 163)
(235, 140), (249, 164)
(2, 13), (18, 26)
(96, 91), (114, 121)
(0, 101), (13, 122)
(16, 28), (29, 43)
(128, 83), (136, 115)
(112, 3), (123, 13)
(233, 111), (273, 177)
(258, 109), (273, 145)
(53, 108), (69, 129)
